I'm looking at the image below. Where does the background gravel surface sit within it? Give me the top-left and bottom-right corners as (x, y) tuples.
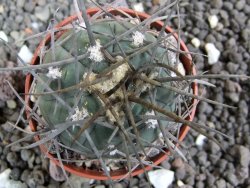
(0, 0), (249, 187)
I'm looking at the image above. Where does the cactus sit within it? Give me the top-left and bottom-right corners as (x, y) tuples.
(35, 20), (177, 155)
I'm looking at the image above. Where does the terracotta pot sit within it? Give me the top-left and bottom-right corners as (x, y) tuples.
(25, 7), (198, 180)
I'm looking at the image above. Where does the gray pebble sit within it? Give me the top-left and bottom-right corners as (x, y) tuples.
(6, 152), (18, 167)
(241, 28), (250, 41)
(226, 62), (239, 73)
(237, 146), (250, 167)
(24, 2), (35, 12)
(185, 175), (195, 186)
(16, 0), (25, 8)
(236, 0), (245, 10)
(211, 0), (223, 9)
(172, 157), (184, 169)
(0, 160), (8, 173)
(21, 149), (33, 161)
(223, 2), (233, 11)
(10, 168), (21, 181)
(35, 6), (50, 22)
(37, 0), (47, 6)
(197, 151), (208, 166)
(225, 171), (239, 187)
(175, 167), (186, 179)
(113, 183), (123, 188)
(15, 15), (24, 24)
(206, 172), (216, 186)
(195, 181), (204, 188)
(225, 92), (239, 103)
(216, 178), (226, 188)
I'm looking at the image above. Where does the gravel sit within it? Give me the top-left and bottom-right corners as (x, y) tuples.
(0, 0), (249, 187)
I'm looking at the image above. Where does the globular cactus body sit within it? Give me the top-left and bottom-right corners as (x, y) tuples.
(35, 20), (176, 155)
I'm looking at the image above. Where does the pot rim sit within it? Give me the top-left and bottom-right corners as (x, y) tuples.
(25, 7), (198, 180)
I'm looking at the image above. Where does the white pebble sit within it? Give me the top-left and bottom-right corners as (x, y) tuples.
(195, 134), (207, 146)
(176, 62), (185, 76)
(0, 31), (8, 42)
(18, 45), (33, 64)
(208, 15), (219, 29)
(132, 2), (144, 12)
(31, 22), (39, 30)
(0, 5), (4, 14)
(148, 169), (174, 188)
(6, 100), (17, 109)
(171, 62), (186, 77)
(191, 37), (201, 48)
(205, 43), (221, 65)
(177, 180), (185, 187)
(0, 169), (27, 188)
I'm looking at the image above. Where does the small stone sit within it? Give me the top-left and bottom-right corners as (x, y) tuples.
(6, 100), (17, 109)
(94, 186), (105, 188)
(49, 161), (66, 182)
(9, 168), (21, 181)
(211, 0), (223, 8)
(132, 3), (144, 12)
(209, 141), (221, 154)
(197, 151), (207, 166)
(216, 178), (226, 188)
(18, 45), (33, 64)
(37, 0), (46, 6)
(238, 146), (250, 167)
(0, 169), (27, 188)
(148, 169), (174, 188)
(235, 166), (249, 183)
(225, 172), (239, 187)
(0, 31), (8, 42)
(191, 38), (201, 48)
(61, 174), (93, 188)
(226, 93), (239, 103)
(35, 6), (50, 22)
(0, 5), (4, 14)
(172, 157), (184, 169)
(223, 2), (233, 11)
(0, 160), (8, 173)
(177, 180), (185, 187)
(236, 0), (245, 10)
(24, 2), (35, 12)
(196, 181), (204, 188)
(20, 149), (32, 161)
(205, 43), (221, 65)
(175, 167), (186, 179)
(208, 15), (219, 29)
(16, 0), (25, 8)
(113, 183), (123, 188)
(195, 134), (206, 146)
(10, 31), (20, 41)
(15, 15), (24, 24)
(241, 28), (250, 41)
(6, 152), (18, 167)
(226, 62), (239, 73)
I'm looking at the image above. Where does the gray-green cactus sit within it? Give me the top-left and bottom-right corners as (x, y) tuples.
(35, 20), (177, 155)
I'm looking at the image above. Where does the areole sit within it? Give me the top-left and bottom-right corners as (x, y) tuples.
(25, 7), (198, 180)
